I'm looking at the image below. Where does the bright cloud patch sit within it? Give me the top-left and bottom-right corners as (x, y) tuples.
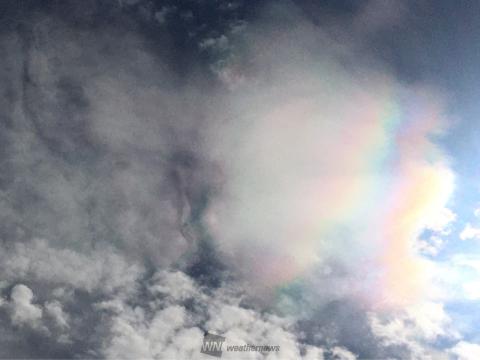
(460, 223), (480, 241)
(206, 18), (454, 308)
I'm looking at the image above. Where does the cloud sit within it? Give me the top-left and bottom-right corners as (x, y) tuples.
(95, 269), (460, 359)
(415, 236), (445, 257)
(9, 284), (43, 328)
(461, 280), (480, 300)
(354, 0), (408, 33)
(0, 0), (468, 358)
(425, 207), (457, 235)
(330, 346), (357, 360)
(105, 304), (202, 359)
(450, 341), (480, 360)
(370, 301), (458, 358)
(0, 14), (215, 273)
(422, 253), (480, 302)
(99, 270), (325, 359)
(154, 6), (176, 24)
(460, 223), (480, 240)
(45, 301), (69, 329)
(204, 1), (454, 308)
(94, 270), (368, 359)
(0, 239), (142, 294)
(98, 269), (431, 359)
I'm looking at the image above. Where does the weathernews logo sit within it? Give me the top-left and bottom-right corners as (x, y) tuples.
(200, 331), (280, 358)
(201, 332), (226, 358)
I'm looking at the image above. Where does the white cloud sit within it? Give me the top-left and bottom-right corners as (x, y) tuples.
(9, 284), (43, 328)
(457, 258), (480, 273)
(149, 270), (198, 302)
(370, 301), (458, 358)
(97, 269), (465, 360)
(416, 236), (444, 257)
(6, 284), (72, 339)
(450, 341), (480, 360)
(426, 254), (480, 302)
(303, 346), (325, 360)
(330, 346), (357, 360)
(425, 207), (457, 235)
(106, 317), (152, 359)
(45, 300), (69, 328)
(462, 280), (480, 300)
(99, 270), (331, 360)
(0, 239), (143, 294)
(102, 292), (206, 359)
(460, 223), (480, 241)
(474, 208), (480, 218)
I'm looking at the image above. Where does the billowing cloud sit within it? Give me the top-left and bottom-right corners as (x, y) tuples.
(0, 239), (142, 294)
(370, 301), (458, 357)
(99, 270), (329, 359)
(9, 285), (43, 328)
(45, 301), (69, 329)
(450, 341), (480, 360)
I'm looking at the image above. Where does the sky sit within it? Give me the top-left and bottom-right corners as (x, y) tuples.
(1, 0), (480, 359)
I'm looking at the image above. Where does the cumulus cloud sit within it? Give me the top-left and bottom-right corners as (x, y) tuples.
(9, 285), (43, 328)
(95, 269), (465, 359)
(330, 346), (357, 360)
(45, 301), (69, 329)
(370, 301), (459, 359)
(99, 270), (324, 359)
(450, 341), (480, 360)
(0, 239), (142, 294)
